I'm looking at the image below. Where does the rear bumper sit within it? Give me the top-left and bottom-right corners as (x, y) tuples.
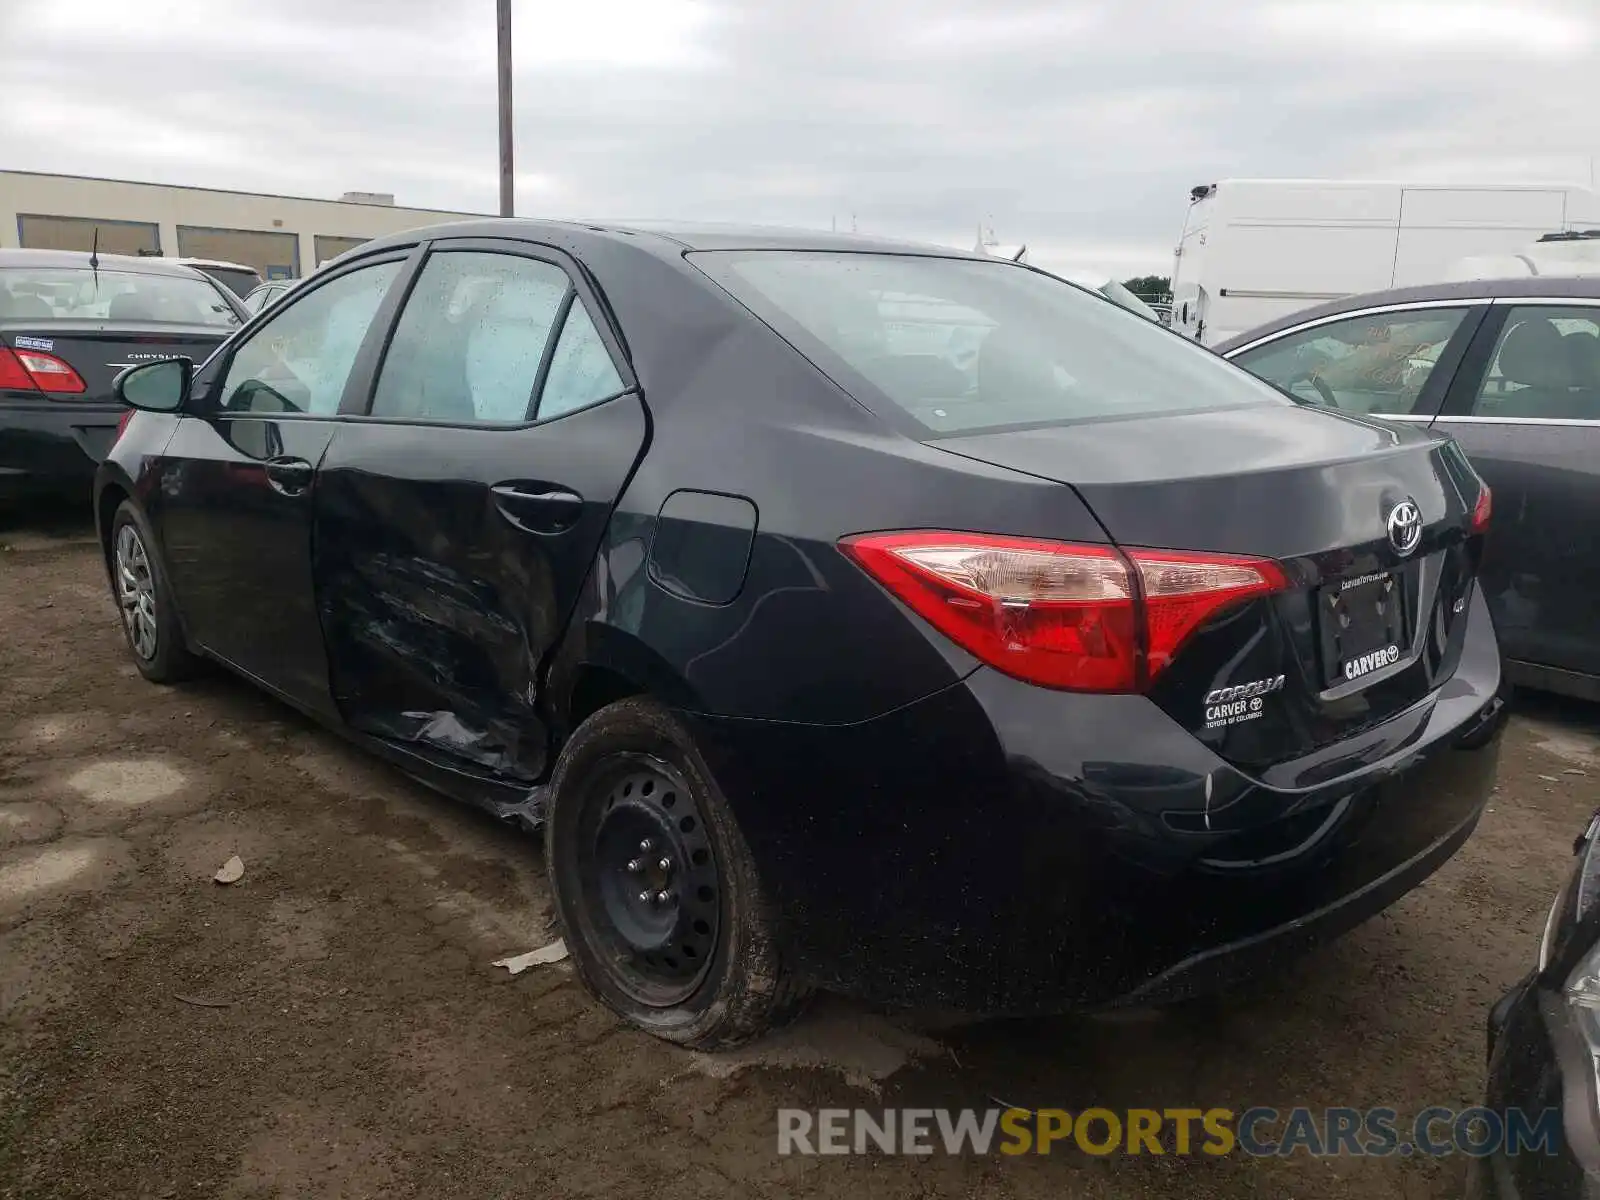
(688, 588), (1506, 1014)
(0, 399), (121, 497)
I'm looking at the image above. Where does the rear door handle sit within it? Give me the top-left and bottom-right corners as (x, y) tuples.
(491, 483), (584, 534)
(264, 455), (313, 496)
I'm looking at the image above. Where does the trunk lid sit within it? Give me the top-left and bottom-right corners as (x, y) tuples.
(1, 320), (229, 405)
(933, 405), (1487, 768)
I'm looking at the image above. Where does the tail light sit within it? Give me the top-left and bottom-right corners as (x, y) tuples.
(0, 345), (86, 395)
(1471, 485), (1492, 534)
(840, 531), (1287, 692)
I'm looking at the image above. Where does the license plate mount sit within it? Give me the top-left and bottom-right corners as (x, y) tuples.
(1318, 570), (1410, 688)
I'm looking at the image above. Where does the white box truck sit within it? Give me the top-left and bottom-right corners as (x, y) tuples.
(1170, 179), (1600, 345)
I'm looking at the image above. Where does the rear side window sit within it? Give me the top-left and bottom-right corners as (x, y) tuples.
(693, 251), (1287, 436)
(1473, 306), (1600, 421)
(538, 303), (624, 419)
(370, 251), (568, 424)
(1231, 308), (1468, 416)
(0, 267), (240, 328)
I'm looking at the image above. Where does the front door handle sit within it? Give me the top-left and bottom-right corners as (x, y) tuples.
(264, 455), (313, 497)
(491, 483), (584, 534)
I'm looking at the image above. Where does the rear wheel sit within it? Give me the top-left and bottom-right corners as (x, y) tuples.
(110, 500), (199, 684)
(545, 697), (809, 1048)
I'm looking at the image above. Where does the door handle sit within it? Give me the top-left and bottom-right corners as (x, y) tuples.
(264, 455), (313, 496)
(491, 483), (584, 534)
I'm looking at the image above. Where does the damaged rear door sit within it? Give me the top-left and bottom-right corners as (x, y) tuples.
(313, 238), (645, 782)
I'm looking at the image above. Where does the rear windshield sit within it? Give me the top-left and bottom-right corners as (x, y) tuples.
(694, 251), (1287, 435)
(0, 268), (241, 328)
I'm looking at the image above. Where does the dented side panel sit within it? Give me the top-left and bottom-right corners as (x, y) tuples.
(311, 393), (650, 781)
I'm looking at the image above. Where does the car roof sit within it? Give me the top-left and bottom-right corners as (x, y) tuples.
(0, 247), (212, 278)
(351, 218), (986, 260)
(1214, 275), (1600, 351)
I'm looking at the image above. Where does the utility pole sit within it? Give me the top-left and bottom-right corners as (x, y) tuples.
(497, 0), (514, 217)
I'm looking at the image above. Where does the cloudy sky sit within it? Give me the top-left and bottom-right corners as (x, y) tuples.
(2, 0), (1597, 278)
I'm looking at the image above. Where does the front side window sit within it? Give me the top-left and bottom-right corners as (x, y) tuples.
(1473, 306), (1600, 421)
(217, 260), (400, 416)
(694, 251), (1288, 437)
(1231, 308), (1468, 416)
(370, 251), (569, 424)
(0, 267), (241, 328)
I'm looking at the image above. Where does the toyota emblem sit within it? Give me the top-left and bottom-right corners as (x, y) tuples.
(1386, 499), (1422, 556)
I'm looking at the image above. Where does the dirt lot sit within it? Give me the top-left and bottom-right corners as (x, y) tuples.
(2, 509), (1599, 1200)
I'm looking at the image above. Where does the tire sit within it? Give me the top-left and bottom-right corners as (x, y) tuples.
(544, 697), (810, 1048)
(109, 500), (200, 684)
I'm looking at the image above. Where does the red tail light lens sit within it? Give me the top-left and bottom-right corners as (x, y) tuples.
(0, 347), (39, 392)
(840, 531), (1286, 692)
(0, 345), (86, 394)
(1471, 485), (1492, 534)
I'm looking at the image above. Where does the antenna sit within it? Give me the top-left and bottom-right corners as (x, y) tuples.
(90, 226), (100, 275)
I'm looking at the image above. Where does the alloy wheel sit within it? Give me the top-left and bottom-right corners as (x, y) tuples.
(114, 524), (159, 661)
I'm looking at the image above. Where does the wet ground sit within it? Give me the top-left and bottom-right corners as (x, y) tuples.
(2, 507), (1598, 1199)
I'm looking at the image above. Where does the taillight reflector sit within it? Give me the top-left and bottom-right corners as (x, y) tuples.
(1471, 485), (1492, 534)
(840, 531), (1287, 693)
(0, 345), (86, 394)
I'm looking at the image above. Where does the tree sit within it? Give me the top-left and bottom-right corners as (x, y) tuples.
(1121, 275), (1171, 302)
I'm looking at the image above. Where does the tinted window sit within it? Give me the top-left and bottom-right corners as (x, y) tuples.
(370, 251), (568, 424)
(538, 302), (624, 419)
(1232, 308), (1468, 416)
(695, 251), (1286, 436)
(217, 261), (400, 416)
(1473, 306), (1600, 421)
(0, 267), (240, 328)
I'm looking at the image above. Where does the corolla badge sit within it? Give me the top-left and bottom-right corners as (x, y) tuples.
(1386, 498), (1422, 557)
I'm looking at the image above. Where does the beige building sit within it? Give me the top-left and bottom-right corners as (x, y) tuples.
(0, 170), (492, 282)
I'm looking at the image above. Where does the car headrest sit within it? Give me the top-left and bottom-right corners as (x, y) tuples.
(1562, 330), (1600, 382)
(109, 292), (160, 321)
(0, 292), (54, 320)
(1497, 319), (1572, 388)
(977, 324), (1059, 404)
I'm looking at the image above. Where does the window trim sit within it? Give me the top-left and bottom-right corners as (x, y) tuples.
(198, 248), (417, 421)
(1222, 298), (1486, 358)
(342, 236), (636, 430)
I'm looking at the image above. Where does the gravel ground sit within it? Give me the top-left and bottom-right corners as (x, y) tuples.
(2, 507), (1598, 1200)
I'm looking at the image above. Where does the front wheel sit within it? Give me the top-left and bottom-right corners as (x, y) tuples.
(544, 697), (809, 1048)
(110, 500), (200, 684)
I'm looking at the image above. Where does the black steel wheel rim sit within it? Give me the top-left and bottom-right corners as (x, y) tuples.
(576, 754), (722, 1007)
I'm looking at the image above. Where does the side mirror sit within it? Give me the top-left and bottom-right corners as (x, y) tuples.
(114, 358), (192, 413)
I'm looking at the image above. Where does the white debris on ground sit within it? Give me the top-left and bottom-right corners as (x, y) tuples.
(492, 939), (568, 974)
(214, 855), (245, 885)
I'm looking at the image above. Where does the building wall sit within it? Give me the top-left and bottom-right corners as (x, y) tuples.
(0, 171), (492, 278)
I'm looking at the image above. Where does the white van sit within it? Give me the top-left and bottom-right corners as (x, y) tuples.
(1170, 179), (1600, 345)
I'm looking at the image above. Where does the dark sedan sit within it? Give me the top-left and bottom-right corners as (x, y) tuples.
(1475, 810), (1600, 1198)
(1219, 278), (1600, 702)
(0, 249), (245, 503)
(97, 220), (1506, 1047)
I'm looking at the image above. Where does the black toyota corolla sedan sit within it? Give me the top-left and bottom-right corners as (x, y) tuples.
(1219, 278), (1600, 703)
(96, 220), (1506, 1047)
(0, 249), (245, 503)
